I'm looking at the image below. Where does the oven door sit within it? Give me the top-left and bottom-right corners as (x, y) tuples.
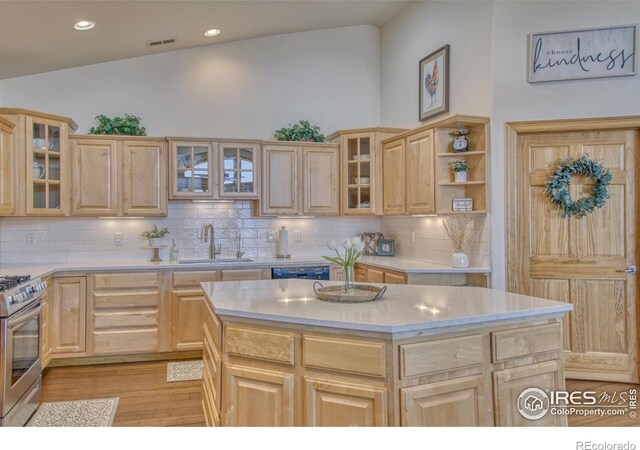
(1, 301), (42, 417)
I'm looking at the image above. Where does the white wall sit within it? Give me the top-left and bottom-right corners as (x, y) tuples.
(0, 25), (381, 138)
(489, 1), (640, 289)
(380, 1), (493, 127)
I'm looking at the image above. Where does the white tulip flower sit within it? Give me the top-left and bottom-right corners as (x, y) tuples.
(343, 238), (353, 249)
(327, 239), (337, 250)
(351, 236), (362, 246)
(355, 241), (365, 252)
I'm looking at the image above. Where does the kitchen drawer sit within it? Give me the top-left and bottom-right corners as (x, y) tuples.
(219, 269), (269, 281)
(203, 301), (222, 351)
(400, 334), (483, 379)
(94, 291), (159, 309)
(172, 270), (219, 288)
(355, 267), (368, 282)
(93, 329), (159, 354)
(94, 311), (158, 329)
(303, 335), (386, 377)
(93, 272), (158, 289)
(491, 323), (562, 362)
(224, 325), (294, 365)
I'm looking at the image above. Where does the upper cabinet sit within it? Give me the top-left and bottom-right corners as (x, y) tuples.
(0, 108), (77, 216)
(219, 142), (260, 199)
(168, 139), (216, 199)
(260, 142), (340, 216)
(328, 128), (407, 216)
(70, 136), (168, 217)
(380, 115), (489, 216)
(0, 117), (16, 216)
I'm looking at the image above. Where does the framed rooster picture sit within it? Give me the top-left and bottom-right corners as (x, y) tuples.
(419, 44), (449, 122)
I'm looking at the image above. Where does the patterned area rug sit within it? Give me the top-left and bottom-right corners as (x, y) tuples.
(167, 360), (204, 382)
(27, 398), (119, 427)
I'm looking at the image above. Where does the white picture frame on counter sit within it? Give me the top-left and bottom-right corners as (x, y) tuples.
(452, 198), (473, 212)
(528, 24), (637, 83)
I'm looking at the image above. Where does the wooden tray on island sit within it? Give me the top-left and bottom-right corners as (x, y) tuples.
(313, 282), (387, 303)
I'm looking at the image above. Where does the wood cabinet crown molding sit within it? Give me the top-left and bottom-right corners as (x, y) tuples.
(0, 107), (78, 131)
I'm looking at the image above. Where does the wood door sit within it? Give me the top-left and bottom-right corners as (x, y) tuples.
(261, 144), (299, 215)
(406, 130), (435, 214)
(169, 140), (215, 199)
(366, 266), (385, 283)
(221, 363), (294, 426)
(219, 143), (260, 199)
(304, 377), (387, 426)
(514, 128), (638, 382)
(171, 291), (204, 351)
(70, 138), (118, 216)
(52, 277), (87, 355)
(121, 140), (167, 216)
(400, 375), (488, 426)
(302, 145), (339, 215)
(0, 118), (15, 215)
(384, 271), (407, 285)
(493, 360), (566, 427)
(382, 138), (405, 214)
(40, 284), (53, 368)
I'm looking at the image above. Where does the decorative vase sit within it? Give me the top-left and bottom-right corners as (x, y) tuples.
(149, 238), (161, 247)
(342, 265), (355, 293)
(455, 171), (468, 183)
(451, 252), (469, 268)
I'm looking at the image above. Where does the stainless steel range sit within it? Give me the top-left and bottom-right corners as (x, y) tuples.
(0, 275), (46, 426)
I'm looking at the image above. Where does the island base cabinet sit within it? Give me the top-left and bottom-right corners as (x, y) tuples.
(221, 364), (295, 427)
(171, 293), (204, 351)
(400, 375), (488, 426)
(304, 377), (387, 427)
(493, 360), (566, 427)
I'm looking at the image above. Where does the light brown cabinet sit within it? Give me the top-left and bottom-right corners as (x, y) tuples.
(354, 263), (407, 284)
(304, 377), (387, 426)
(0, 117), (16, 215)
(0, 108), (77, 217)
(88, 272), (168, 355)
(260, 142), (339, 216)
(70, 136), (168, 217)
(218, 142), (260, 199)
(52, 277), (87, 356)
(400, 374), (487, 426)
(40, 279), (54, 368)
(168, 139), (215, 199)
(329, 127), (407, 216)
(221, 363), (295, 426)
(406, 130), (435, 214)
(382, 138), (405, 214)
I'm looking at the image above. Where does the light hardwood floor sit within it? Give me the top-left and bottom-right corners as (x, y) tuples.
(42, 361), (205, 426)
(40, 362), (637, 427)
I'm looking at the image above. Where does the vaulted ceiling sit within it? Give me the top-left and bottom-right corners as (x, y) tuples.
(0, 0), (408, 80)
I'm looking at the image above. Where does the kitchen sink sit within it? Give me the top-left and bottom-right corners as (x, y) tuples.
(178, 258), (254, 264)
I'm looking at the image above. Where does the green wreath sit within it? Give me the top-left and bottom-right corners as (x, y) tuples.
(544, 155), (612, 219)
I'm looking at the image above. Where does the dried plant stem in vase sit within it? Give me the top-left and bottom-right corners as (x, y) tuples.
(443, 216), (473, 268)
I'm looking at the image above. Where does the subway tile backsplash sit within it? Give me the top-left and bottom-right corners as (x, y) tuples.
(0, 201), (489, 267)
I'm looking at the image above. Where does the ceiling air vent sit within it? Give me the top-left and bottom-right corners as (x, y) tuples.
(147, 37), (177, 48)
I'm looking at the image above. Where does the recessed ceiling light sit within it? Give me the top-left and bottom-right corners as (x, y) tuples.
(74, 20), (95, 31)
(204, 29), (221, 37)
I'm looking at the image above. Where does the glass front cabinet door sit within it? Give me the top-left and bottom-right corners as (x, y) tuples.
(169, 140), (215, 199)
(26, 116), (69, 215)
(218, 142), (260, 199)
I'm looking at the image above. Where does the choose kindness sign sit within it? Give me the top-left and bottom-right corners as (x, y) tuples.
(528, 25), (637, 83)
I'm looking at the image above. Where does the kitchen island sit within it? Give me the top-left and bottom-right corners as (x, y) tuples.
(200, 279), (573, 427)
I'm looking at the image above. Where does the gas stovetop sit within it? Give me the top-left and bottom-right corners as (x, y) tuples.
(0, 275), (46, 318)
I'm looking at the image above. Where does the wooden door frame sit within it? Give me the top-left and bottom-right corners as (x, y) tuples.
(505, 115), (640, 293)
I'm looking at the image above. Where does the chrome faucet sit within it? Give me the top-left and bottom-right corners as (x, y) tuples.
(203, 224), (221, 260)
(236, 235), (245, 259)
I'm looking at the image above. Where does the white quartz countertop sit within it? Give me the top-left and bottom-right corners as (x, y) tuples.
(0, 256), (489, 279)
(201, 279), (572, 334)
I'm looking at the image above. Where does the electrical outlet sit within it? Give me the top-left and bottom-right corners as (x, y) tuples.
(26, 232), (36, 247)
(267, 231), (276, 242)
(294, 230), (302, 242)
(114, 232), (123, 247)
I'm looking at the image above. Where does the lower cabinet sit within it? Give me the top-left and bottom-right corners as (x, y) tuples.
(52, 277), (87, 356)
(171, 292), (205, 351)
(493, 360), (566, 427)
(221, 363), (295, 426)
(400, 375), (487, 426)
(40, 281), (54, 368)
(354, 263), (408, 285)
(304, 377), (387, 427)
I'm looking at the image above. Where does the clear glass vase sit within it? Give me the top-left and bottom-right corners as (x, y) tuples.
(342, 265), (355, 293)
